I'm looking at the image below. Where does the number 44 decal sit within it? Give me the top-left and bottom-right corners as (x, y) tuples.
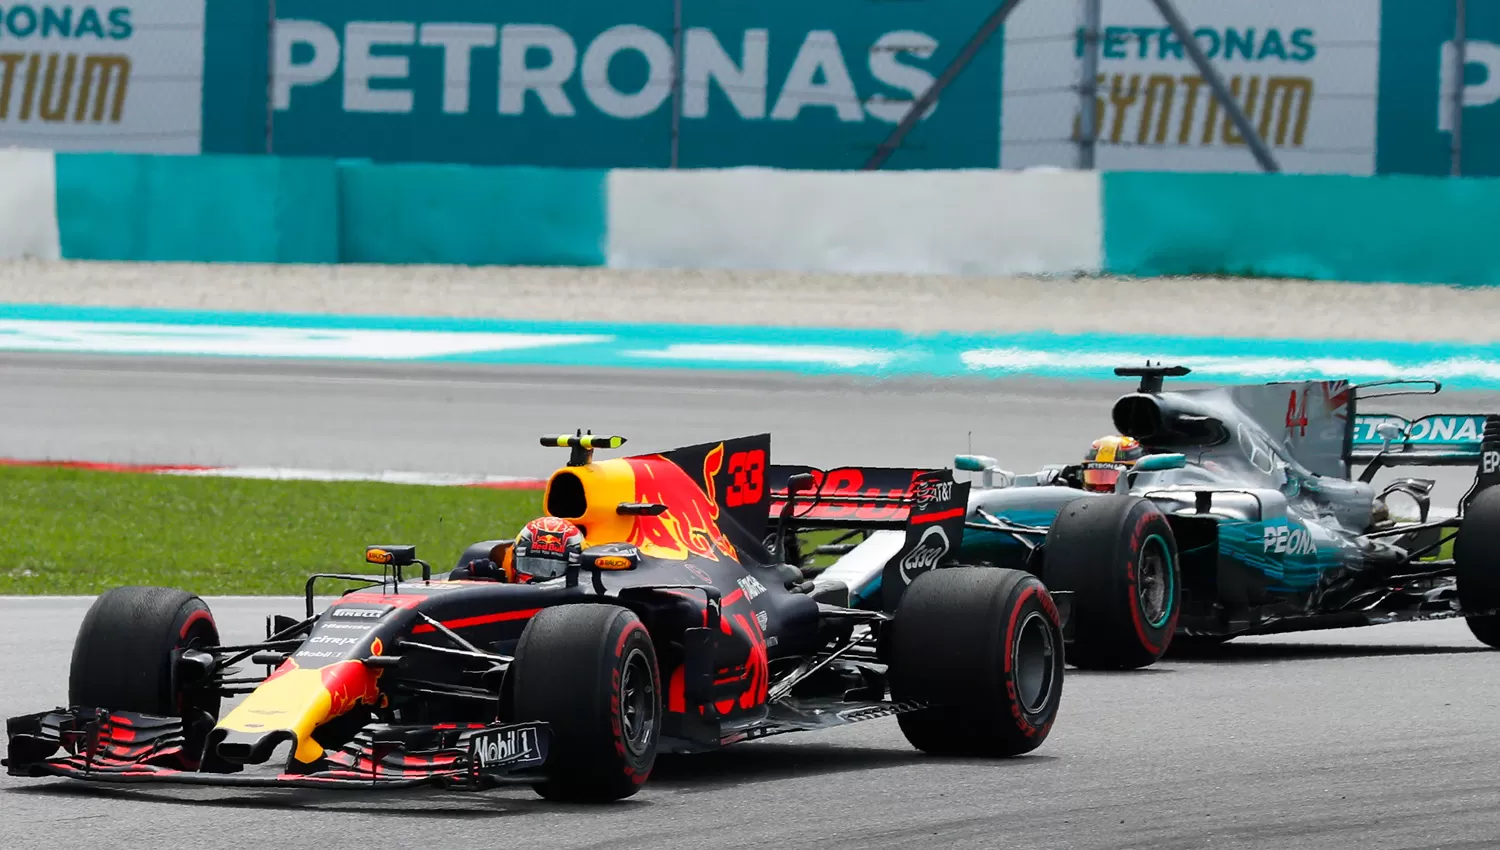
(1286, 389), (1309, 437)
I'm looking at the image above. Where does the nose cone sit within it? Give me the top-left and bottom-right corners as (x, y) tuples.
(212, 658), (383, 765)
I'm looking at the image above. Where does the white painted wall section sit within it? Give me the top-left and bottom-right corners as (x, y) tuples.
(0, 149), (61, 261)
(606, 167), (1101, 276)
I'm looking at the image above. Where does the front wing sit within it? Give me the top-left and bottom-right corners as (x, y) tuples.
(4, 707), (550, 790)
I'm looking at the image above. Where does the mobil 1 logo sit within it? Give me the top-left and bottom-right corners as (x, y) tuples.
(468, 722), (549, 779)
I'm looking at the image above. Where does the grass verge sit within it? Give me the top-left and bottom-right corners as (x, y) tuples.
(0, 467), (543, 595)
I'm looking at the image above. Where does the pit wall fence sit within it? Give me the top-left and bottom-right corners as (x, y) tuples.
(2, 148), (1496, 287)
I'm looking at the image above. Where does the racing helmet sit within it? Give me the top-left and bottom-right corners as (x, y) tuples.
(1081, 435), (1144, 492)
(513, 517), (585, 581)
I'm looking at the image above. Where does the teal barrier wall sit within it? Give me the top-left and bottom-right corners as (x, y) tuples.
(54, 154), (608, 266)
(1102, 171), (1500, 286)
(55, 153), (340, 263)
(339, 163), (607, 266)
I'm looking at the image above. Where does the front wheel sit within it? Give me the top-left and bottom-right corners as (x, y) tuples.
(507, 604), (662, 802)
(68, 585), (221, 721)
(889, 567), (1064, 757)
(1042, 495), (1180, 670)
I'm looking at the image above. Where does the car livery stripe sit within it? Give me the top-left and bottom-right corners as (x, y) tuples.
(410, 608), (542, 634)
(911, 507), (965, 525)
(335, 593), (424, 609)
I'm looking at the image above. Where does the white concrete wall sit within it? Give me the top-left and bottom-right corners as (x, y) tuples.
(606, 167), (1101, 276)
(0, 149), (61, 261)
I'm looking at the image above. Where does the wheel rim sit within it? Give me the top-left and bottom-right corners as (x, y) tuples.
(1136, 533), (1175, 630)
(1011, 611), (1058, 716)
(619, 647), (657, 757)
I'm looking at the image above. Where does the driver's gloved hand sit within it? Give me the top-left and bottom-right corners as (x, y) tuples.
(460, 558), (506, 582)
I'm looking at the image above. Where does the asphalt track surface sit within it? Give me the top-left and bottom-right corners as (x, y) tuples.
(4, 353), (1500, 849)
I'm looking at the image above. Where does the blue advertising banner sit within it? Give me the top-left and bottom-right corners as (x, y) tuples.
(1376, 0), (1500, 176)
(201, 0), (1004, 170)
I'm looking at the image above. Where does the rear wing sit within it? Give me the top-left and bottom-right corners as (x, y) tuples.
(1349, 414), (1489, 466)
(767, 464), (936, 529)
(768, 464), (969, 611)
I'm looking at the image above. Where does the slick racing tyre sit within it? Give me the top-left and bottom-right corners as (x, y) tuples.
(1043, 495), (1180, 670)
(1453, 487), (1500, 648)
(889, 567), (1064, 757)
(509, 604), (662, 802)
(68, 586), (222, 721)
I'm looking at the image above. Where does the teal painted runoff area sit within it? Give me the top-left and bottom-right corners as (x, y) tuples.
(1103, 171), (1500, 286)
(52, 154), (609, 267)
(6, 303), (1500, 390)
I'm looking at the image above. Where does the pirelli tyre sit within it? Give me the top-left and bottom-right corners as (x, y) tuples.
(508, 604), (662, 802)
(888, 567), (1064, 757)
(1042, 495), (1181, 670)
(1454, 486), (1500, 648)
(68, 586), (222, 722)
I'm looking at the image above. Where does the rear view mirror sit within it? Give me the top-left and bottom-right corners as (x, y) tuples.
(787, 473), (818, 494)
(366, 545), (416, 567)
(1134, 453), (1186, 473)
(954, 454), (996, 473)
(955, 454), (1008, 489)
(364, 544), (430, 583)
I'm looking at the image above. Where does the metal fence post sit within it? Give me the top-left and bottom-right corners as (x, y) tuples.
(670, 0), (684, 169)
(1451, 0), (1467, 176)
(265, 0), (277, 154)
(1077, 0), (1101, 169)
(863, 0), (1024, 170)
(1148, 0), (1279, 173)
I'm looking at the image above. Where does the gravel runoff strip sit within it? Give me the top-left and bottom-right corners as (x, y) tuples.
(1, 259), (1496, 342)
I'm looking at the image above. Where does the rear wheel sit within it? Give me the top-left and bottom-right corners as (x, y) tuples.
(68, 586), (221, 721)
(508, 604), (661, 802)
(1454, 487), (1500, 648)
(1043, 496), (1180, 670)
(889, 567), (1064, 757)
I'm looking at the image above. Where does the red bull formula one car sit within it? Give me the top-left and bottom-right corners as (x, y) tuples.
(5, 432), (1068, 802)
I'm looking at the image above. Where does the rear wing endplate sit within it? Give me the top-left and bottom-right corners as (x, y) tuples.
(768, 464), (970, 612)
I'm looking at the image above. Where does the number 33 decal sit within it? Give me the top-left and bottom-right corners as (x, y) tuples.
(725, 450), (765, 508)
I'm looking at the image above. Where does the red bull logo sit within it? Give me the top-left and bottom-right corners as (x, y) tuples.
(531, 532), (566, 555)
(626, 446), (737, 561)
(321, 658), (383, 718)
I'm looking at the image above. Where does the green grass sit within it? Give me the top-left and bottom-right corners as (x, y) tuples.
(0, 467), (544, 595)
